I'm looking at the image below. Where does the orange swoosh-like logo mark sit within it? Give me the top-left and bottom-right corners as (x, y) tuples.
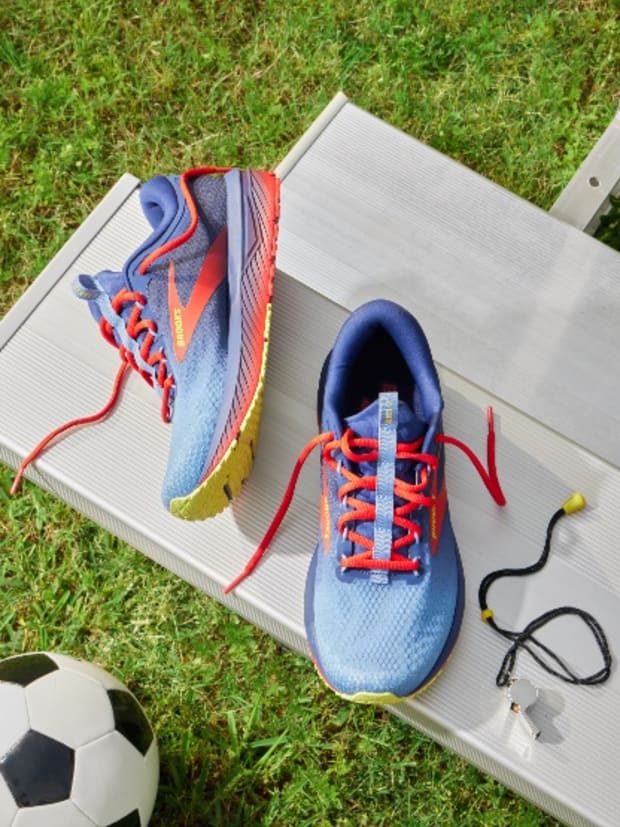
(168, 227), (228, 362)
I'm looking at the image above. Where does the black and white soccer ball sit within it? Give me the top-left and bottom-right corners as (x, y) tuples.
(0, 652), (159, 827)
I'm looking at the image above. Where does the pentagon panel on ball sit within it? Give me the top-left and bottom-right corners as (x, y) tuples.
(0, 652), (159, 827)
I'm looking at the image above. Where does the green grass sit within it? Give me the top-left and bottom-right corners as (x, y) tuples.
(595, 193), (620, 249)
(1, 1), (619, 824)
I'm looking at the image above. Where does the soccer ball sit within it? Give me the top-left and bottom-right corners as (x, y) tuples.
(0, 652), (159, 826)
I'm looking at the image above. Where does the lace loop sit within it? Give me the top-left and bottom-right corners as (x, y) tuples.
(225, 407), (506, 593)
(436, 407), (506, 506)
(100, 287), (174, 423)
(331, 429), (428, 568)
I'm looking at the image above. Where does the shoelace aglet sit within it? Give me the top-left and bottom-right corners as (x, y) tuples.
(10, 466), (26, 495)
(224, 547), (266, 594)
(486, 407), (506, 506)
(486, 406), (495, 432)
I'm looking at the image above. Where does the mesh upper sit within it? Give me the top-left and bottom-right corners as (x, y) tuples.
(76, 169), (278, 511)
(305, 299), (463, 698)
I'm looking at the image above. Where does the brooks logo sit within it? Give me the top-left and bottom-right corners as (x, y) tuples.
(430, 499), (439, 541)
(167, 227), (228, 362)
(173, 307), (186, 348)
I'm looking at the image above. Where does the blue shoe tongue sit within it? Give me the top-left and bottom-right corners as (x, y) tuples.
(343, 396), (428, 554)
(344, 395), (427, 484)
(345, 398), (426, 445)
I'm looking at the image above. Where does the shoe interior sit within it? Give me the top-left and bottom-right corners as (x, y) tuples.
(342, 326), (415, 417)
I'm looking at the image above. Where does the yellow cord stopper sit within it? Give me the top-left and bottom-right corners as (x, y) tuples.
(562, 492), (586, 515)
(481, 608), (494, 621)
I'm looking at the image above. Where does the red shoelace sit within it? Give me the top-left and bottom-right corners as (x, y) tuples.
(100, 286), (175, 421)
(11, 171), (234, 496)
(225, 407), (506, 593)
(11, 288), (174, 495)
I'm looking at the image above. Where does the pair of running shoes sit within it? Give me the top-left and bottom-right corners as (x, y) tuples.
(14, 166), (506, 704)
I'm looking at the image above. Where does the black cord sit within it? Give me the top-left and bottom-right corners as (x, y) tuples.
(478, 497), (612, 688)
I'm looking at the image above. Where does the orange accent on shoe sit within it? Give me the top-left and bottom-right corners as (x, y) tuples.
(199, 171), (280, 483)
(167, 227), (228, 362)
(138, 166), (232, 274)
(430, 478), (447, 554)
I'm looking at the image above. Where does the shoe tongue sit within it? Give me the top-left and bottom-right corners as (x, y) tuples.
(345, 397), (426, 444)
(344, 396), (427, 479)
(343, 394), (428, 551)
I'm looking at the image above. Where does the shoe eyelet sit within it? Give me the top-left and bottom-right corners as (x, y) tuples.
(336, 532), (352, 564)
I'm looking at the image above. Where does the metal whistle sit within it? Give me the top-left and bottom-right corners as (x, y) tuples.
(507, 678), (541, 740)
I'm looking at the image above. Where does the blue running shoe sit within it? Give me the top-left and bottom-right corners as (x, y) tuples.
(13, 167), (280, 519)
(227, 299), (506, 703)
